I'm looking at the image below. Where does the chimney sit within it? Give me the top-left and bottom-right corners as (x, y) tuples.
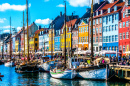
(60, 12), (62, 17)
(38, 25), (41, 30)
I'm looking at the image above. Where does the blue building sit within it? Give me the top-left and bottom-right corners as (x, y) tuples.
(102, 1), (123, 56)
(12, 36), (15, 52)
(54, 29), (61, 51)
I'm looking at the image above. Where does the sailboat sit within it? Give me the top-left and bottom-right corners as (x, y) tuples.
(50, 1), (76, 79)
(74, 0), (109, 80)
(15, 0), (39, 73)
(4, 17), (15, 67)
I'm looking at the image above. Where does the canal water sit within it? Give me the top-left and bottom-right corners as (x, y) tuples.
(0, 65), (130, 86)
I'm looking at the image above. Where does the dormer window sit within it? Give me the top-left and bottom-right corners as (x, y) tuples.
(101, 10), (103, 15)
(114, 6), (117, 11)
(108, 8), (110, 13)
(96, 11), (98, 16)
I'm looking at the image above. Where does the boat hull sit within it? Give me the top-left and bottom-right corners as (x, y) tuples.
(76, 68), (109, 80)
(50, 69), (76, 79)
(4, 62), (15, 67)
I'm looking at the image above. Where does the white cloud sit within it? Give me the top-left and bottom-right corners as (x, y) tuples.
(0, 3), (31, 11)
(56, 4), (65, 7)
(3, 30), (10, 33)
(67, 0), (90, 7)
(0, 18), (6, 23)
(0, 25), (14, 29)
(44, 0), (49, 2)
(17, 27), (22, 31)
(35, 18), (52, 25)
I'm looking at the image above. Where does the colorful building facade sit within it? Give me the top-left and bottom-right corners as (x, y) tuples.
(119, 2), (130, 56)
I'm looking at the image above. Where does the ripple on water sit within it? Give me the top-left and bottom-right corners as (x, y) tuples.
(0, 65), (129, 86)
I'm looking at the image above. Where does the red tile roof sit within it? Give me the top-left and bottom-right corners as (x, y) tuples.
(66, 19), (77, 27)
(116, 2), (125, 7)
(100, 0), (119, 10)
(35, 28), (44, 34)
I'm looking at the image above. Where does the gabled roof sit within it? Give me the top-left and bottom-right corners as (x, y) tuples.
(66, 19), (77, 27)
(35, 28), (44, 34)
(116, 2), (125, 7)
(100, 0), (119, 10)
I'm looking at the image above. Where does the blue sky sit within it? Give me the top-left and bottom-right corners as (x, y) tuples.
(0, 0), (113, 34)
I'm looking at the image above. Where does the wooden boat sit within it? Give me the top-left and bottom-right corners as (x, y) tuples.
(38, 56), (55, 72)
(50, 68), (76, 79)
(68, 57), (110, 80)
(4, 61), (15, 67)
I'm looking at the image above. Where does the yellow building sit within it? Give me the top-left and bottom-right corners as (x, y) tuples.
(49, 29), (54, 52)
(60, 19), (77, 55)
(78, 20), (89, 50)
(29, 28), (44, 53)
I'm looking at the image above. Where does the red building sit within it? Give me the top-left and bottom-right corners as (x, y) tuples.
(119, 2), (130, 56)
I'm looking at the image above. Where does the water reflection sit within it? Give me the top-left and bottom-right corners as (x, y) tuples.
(0, 65), (129, 86)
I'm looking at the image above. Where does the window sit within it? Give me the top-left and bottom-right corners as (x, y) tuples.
(126, 32), (129, 39)
(115, 35), (118, 42)
(96, 11), (98, 16)
(112, 46), (114, 51)
(123, 22), (125, 27)
(114, 6), (117, 11)
(79, 37), (80, 42)
(103, 27), (105, 32)
(83, 37), (84, 42)
(120, 33), (122, 40)
(93, 37), (95, 43)
(62, 29), (63, 33)
(93, 28), (95, 34)
(115, 24), (118, 30)
(119, 45), (122, 50)
(112, 25), (114, 31)
(109, 36), (111, 42)
(96, 37), (98, 42)
(109, 47), (111, 50)
(93, 20), (95, 25)
(99, 27), (101, 33)
(112, 15), (114, 23)
(106, 36), (108, 42)
(96, 28), (98, 34)
(81, 27), (82, 32)
(109, 16), (111, 21)
(106, 26), (108, 32)
(100, 36), (102, 42)
(104, 36), (106, 42)
(106, 16), (108, 24)
(87, 37), (88, 42)
(35, 38), (37, 41)
(112, 35), (114, 42)
(120, 23), (122, 28)
(81, 37), (82, 42)
(123, 13), (125, 18)
(83, 27), (84, 32)
(109, 26), (111, 31)
(35, 43), (37, 47)
(103, 17), (105, 23)
(101, 10), (103, 15)
(126, 21), (129, 27)
(85, 37), (86, 42)
(69, 27), (71, 31)
(100, 18), (102, 23)
(123, 45), (125, 53)
(96, 19), (98, 24)
(85, 27), (86, 32)
(115, 25), (117, 30)
(115, 14), (116, 20)
(90, 29), (91, 35)
(123, 32), (125, 39)
(87, 27), (88, 32)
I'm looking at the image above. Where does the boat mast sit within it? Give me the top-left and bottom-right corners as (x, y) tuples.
(26, 0), (29, 61)
(10, 17), (12, 60)
(91, 0), (93, 61)
(23, 11), (25, 60)
(51, 25), (53, 59)
(70, 13), (73, 57)
(64, 1), (66, 68)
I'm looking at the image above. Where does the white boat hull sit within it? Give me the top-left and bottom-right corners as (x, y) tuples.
(4, 61), (15, 67)
(76, 68), (109, 80)
(50, 69), (76, 79)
